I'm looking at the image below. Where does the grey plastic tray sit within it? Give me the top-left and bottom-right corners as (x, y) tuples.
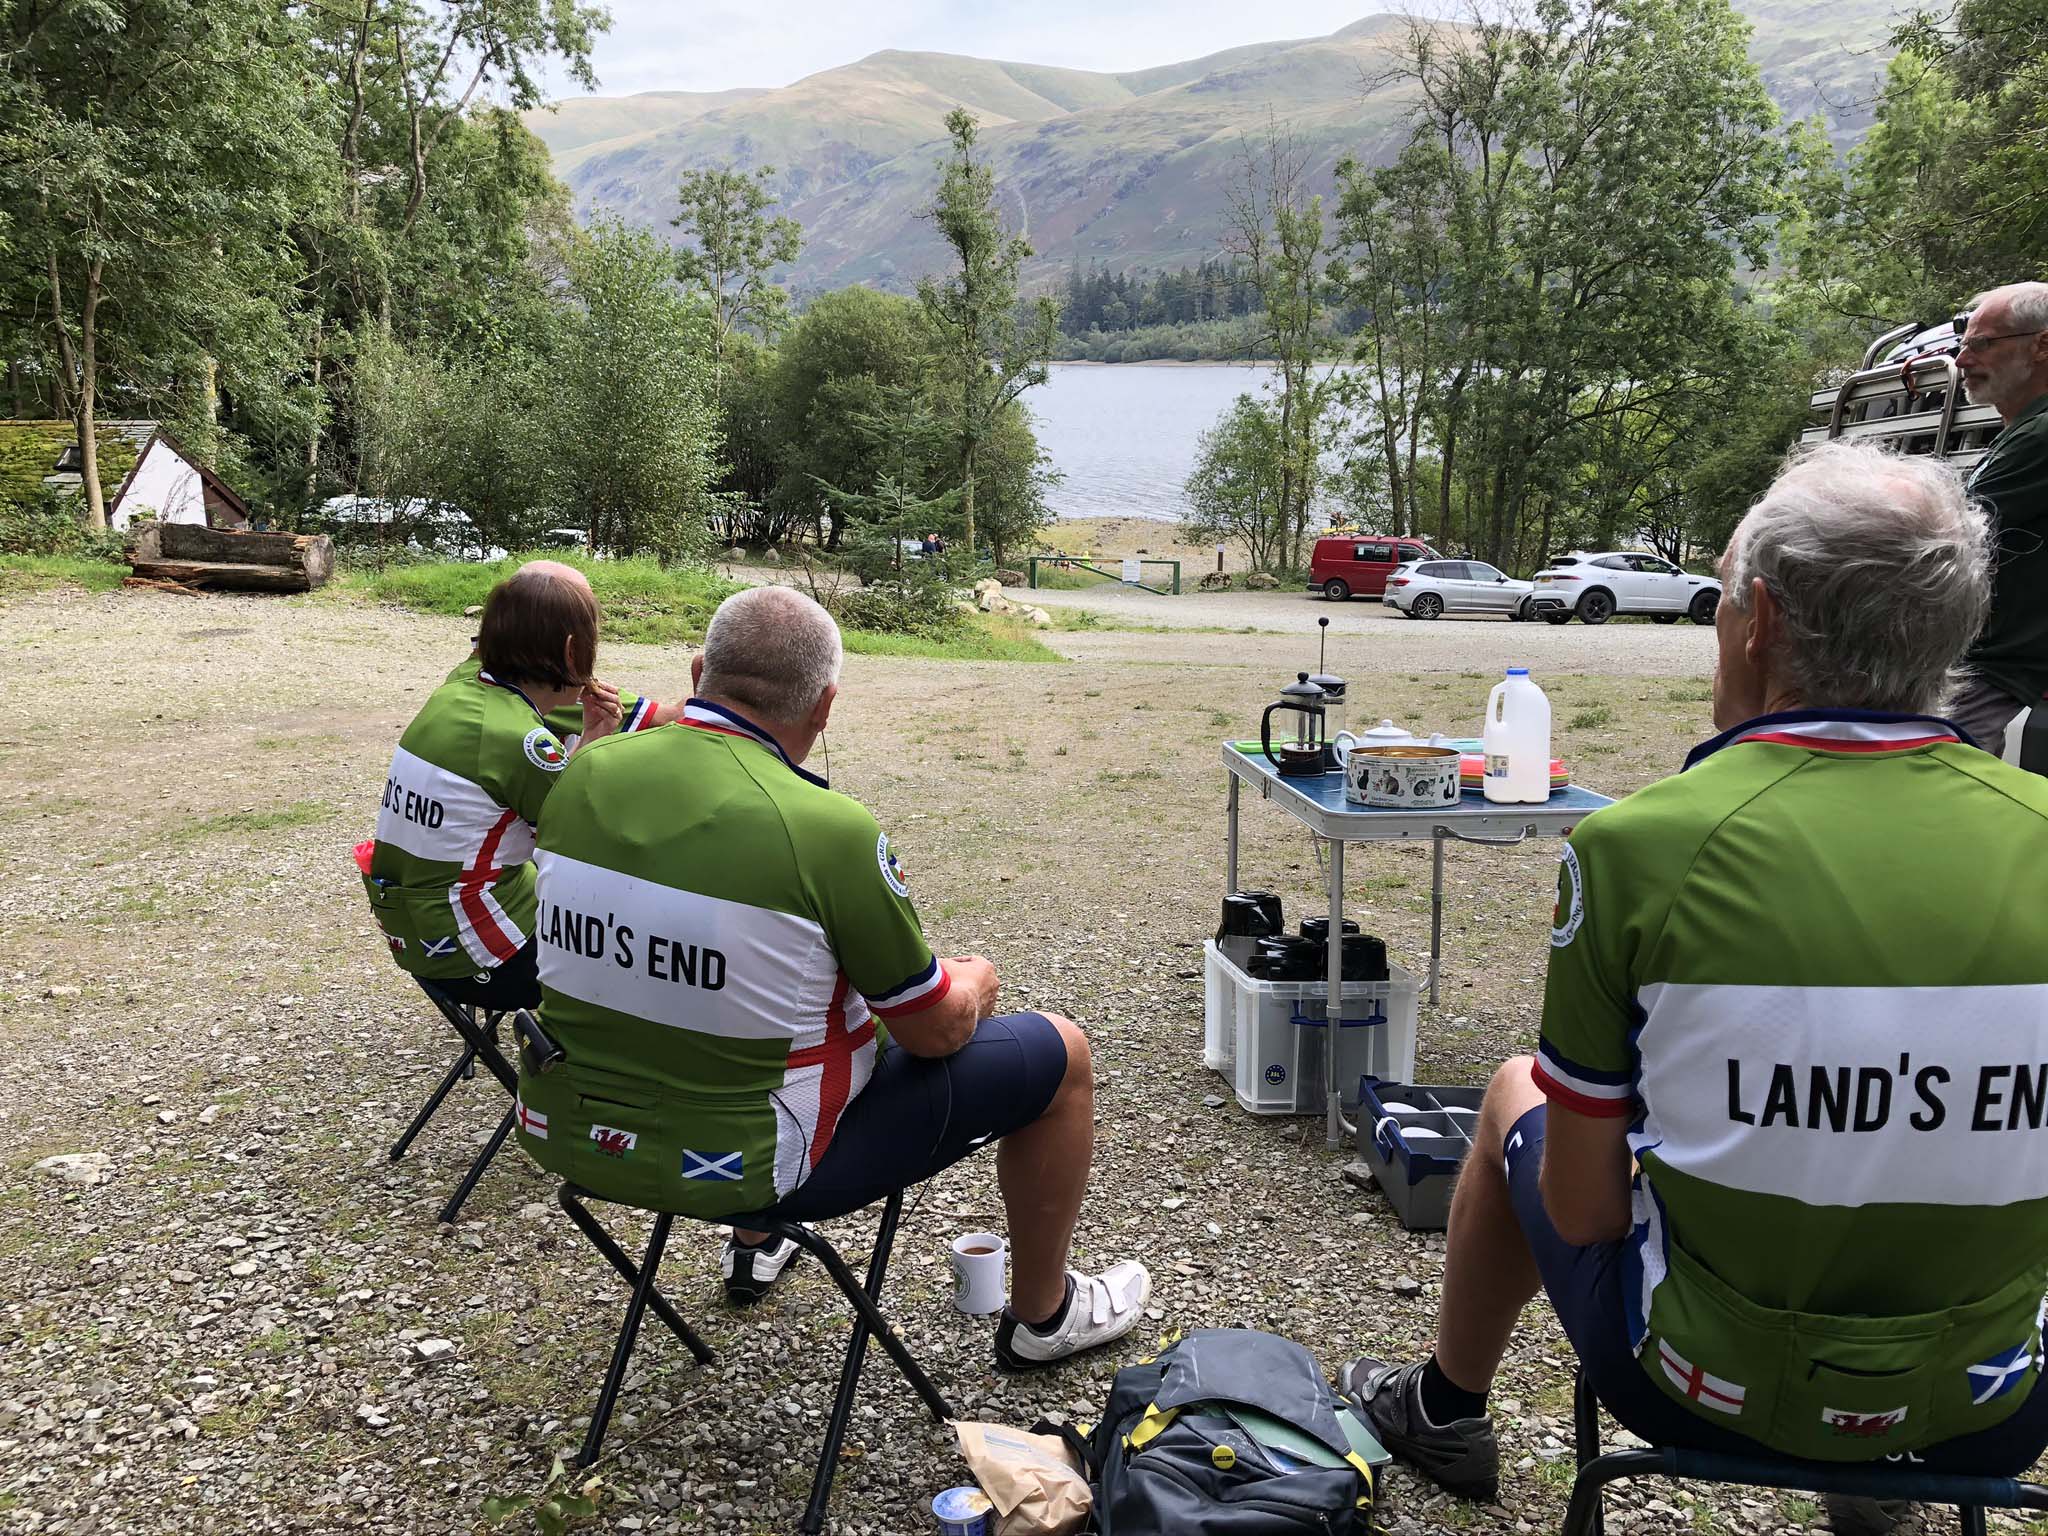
(1356, 1079), (1484, 1231)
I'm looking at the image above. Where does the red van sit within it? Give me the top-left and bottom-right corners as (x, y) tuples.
(1309, 535), (1439, 601)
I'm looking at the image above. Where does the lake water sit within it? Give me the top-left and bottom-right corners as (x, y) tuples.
(1028, 362), (1276, 522)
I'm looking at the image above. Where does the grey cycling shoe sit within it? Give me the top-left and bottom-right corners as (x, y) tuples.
(1338, 1355), (1500, 1502)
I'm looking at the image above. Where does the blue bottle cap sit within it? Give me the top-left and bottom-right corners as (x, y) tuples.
(1506, 667), (1529, 676)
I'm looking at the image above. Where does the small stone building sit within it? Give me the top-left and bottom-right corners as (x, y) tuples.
(0, 419), (249, 530)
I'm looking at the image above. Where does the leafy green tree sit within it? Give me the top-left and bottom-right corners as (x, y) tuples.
(672, 164), (802, 385)
(1224, 119), (1336, 569)
(1, 0), (329, 529)
(550, 221), (718, 562)
(768, 286), (939, 548)
(1185, 395), (1290, 573)
(975, 405), (1058, 568)
(918, 108), (1058, 560)
(1333, 0), (1791, 568)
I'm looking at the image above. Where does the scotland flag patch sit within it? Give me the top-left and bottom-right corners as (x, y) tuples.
(1967, 1343), (2033, 1406)
(682, 1150), (743, 1182)
(421, 936), (456, 958)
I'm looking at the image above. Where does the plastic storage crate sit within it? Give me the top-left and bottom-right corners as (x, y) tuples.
(1356, 1079), (1486, 1230)
(1202, 940), (1419, 1116)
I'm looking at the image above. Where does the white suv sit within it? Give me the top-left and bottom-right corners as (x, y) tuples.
(1529, 552), (1721, 626)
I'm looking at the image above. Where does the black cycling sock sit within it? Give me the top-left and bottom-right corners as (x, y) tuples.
(1023, 1276), (1077, 1334)
(1419, 1354), (1488, 1424)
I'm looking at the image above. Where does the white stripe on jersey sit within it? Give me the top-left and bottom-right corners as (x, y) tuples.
(534, 849), (842, 1039)
(1633, 980), (2048, 1209)
(376, 743), (537, 869)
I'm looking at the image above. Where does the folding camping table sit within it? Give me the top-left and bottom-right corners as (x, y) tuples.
(1222, 743), (1615, 1148)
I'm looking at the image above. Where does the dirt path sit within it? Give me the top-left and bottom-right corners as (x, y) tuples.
(0, 583), (1786, 1536)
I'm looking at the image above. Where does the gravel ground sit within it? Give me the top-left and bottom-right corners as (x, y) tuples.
(0, 582), (1971, 1536)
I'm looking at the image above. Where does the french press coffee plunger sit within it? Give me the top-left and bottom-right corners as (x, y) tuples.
(1261, 673), (1329, 778)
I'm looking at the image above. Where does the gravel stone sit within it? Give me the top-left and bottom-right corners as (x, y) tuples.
(0, 584), (1723, 1535)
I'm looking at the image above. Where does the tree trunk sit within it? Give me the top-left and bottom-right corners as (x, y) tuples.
(128, 524), (334, 591)
(961, 435), (977, 558)
(306, 324), (324, 505)
(77, 259), (106, 533)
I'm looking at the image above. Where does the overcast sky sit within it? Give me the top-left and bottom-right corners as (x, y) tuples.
(550, 1), (1396, 98)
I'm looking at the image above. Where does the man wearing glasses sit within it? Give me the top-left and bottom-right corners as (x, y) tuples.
(1951, 281), (2048, 750)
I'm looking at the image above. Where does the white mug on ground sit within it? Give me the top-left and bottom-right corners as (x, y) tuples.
(950, 1231), (1008, 1315)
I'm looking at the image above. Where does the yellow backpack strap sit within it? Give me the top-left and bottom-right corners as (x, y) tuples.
(1344, 1450), (1377, 1506)
(1123, 1402), (1181, 1452)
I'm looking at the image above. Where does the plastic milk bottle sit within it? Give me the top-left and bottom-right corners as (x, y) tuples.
(1483, 667), (1552, 804)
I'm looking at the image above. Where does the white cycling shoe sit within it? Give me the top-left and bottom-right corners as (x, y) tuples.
(721, 1230), (804, 1305)
(993, 1260), (1152, 1370)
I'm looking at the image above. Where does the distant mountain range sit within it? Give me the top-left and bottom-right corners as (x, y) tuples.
(522, 5), (1895, 296)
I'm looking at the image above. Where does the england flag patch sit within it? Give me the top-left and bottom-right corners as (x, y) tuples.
(1967, 1343), (2033, 1405)
(682, 1149), (742, 1182)
(1656, 1339), (1745, 1415)
(516, 1098), (548, 1140)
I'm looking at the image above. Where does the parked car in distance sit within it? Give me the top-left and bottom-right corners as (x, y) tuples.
(1529, 551), (1721, 625)
(1383, 559), (1536, 620)
(1310, 534), (1439, 601)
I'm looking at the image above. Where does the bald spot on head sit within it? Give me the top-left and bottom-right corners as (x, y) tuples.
(512, 559), (592, 596)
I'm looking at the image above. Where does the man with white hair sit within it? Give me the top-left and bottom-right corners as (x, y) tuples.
(1952, 280), (2048, 748)
(518, 585), (1150, 1369)
(1340, 442), (2048, 1507)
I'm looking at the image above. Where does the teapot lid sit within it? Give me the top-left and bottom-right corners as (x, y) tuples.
(1280, 672), (1326, 701)
(1362, 718), (1412, 741)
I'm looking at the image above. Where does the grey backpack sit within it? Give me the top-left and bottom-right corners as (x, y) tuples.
(1045, 1328), (1383, 1535)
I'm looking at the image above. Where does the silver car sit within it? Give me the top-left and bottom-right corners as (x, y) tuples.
(1381, 559), (1536, 620)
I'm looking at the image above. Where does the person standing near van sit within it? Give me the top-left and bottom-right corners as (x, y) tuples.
(1951, 281), (2048, 749)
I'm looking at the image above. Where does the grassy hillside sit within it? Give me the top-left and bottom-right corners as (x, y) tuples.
(524, 4), (1894, 293)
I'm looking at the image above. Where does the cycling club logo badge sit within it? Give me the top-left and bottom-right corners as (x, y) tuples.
(1551, 841), (1585, 948)
(877, 833), (910, 897)
(524, 728), (567, 772)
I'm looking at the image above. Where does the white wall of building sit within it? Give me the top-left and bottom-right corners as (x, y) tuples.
(113, 438), (206, 529)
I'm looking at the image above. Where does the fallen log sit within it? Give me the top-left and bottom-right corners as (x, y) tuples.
(122, 575), (200, 596)
(126, 557), (321, 592)
(127, 523), (333, 592)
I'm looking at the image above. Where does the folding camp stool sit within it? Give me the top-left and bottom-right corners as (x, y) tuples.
(556, 1182), (955, 1535)
(1565, 1365), (2048, 1536)
(387, 980), (521, 1225)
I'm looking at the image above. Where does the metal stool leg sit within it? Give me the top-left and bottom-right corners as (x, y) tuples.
(388, 1044), (479, 1161)
(574, 1213), (674, 1469)
(557, 1187), (715, 1362)
(1572, 1367), (1606, 1536)
(775, 1192), (955, 1536)
(772, 1196), (952, 1426)
(438, 1105), (516, 1225)
(1960, 1507), (1987, 1536)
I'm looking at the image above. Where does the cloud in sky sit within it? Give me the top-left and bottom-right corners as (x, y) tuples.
(549, 0), (1391, 98)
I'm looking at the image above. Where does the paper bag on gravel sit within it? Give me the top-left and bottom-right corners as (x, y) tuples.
(951, 1421), (1092, 1536)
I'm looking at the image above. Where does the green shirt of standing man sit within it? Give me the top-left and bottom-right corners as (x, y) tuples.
(1951, 280), (2048, 749)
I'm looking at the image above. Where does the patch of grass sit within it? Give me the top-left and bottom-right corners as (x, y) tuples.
(1029, 565), (1116, 590)
(1665, 680), (1714, 703)
(173, 800), (334, 842)
(1095, 767), (1163, 785)
(336, 551), (739, 646)
(1568, 705), (1616, 730)
(841, 616), (1059, 663)
(1781, 1496), (1821, 1527)
(0, 554), (126, 595)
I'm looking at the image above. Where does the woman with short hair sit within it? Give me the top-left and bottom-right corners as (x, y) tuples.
(359, 561), (625, 1009)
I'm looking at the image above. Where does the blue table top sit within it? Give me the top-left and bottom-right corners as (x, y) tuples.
(1224, 741), (1615, 840)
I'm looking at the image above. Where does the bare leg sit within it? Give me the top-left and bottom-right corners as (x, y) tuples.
(997, 1014), (1095, 1321)
(1433, 1055), (1546, 1396)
